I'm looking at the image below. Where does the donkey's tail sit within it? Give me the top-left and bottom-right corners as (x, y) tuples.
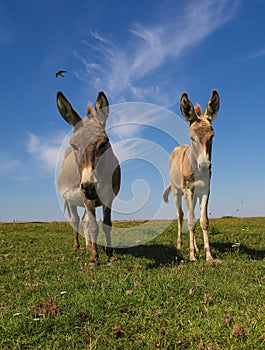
(64, 200), (71, 217)
(163, 184), (171, 203)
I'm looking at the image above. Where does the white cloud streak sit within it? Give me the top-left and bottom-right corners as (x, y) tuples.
(72, 0), (240, 168)
(27, 132), (67, 174)
(75, 0), (239, 103)
(240, 48), (265, 61)
(0, 132), (68, 184)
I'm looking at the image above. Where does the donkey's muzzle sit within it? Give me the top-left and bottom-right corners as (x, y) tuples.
(80, 182), (98, 200)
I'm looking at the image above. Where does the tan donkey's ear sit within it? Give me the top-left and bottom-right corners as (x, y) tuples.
(180, 92), (198, 124)
(57, 91), (82, 127)
(205, 90), (220, 121)
(95, 91), (109, 126)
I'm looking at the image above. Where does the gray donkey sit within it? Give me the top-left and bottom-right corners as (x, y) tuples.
(163, 90), (220, 262)
(57, 91), (121, 266)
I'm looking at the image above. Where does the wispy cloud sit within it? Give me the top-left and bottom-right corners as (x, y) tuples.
(72, 0), (239, 170)
(240, 48), (265, 61)
(75, 0), (239, 103)
(27, 132), (68, 174)
(0, 132), (68, 183)
(112, 138), (155, 166)
(103, 102), (189, 177)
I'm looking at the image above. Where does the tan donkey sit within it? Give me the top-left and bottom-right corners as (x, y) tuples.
(57, 91), (121, 266)
(163, 90), (220, 261)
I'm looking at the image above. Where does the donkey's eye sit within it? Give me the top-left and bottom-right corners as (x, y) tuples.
(98, 141), (108, 152)
(71, 143), (79, 151)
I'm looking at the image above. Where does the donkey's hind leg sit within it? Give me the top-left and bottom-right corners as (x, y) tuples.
(69, 204), (80, 251)
(172, 189), (183, 250)
(200, 193), (213, 261)
(193, 235), (199, 253)
(102, 205), (116, 262)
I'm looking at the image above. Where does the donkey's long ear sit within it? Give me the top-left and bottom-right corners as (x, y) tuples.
(205, 90), (220, 121)
(57, 91), (82, 127)
(95, 91), (109, 126)
(180, 92), (198, 124)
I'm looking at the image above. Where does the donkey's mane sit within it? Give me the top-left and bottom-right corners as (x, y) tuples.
(87, 104), (95, 116)
(194, 104), (202, 116)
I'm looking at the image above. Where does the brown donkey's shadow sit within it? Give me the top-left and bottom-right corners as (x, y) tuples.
(117, 244), (179, 268)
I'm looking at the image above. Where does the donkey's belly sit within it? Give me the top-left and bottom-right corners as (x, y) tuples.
(62, 188), (84, 207)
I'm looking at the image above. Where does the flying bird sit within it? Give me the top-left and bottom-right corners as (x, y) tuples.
(55, 70), (67, 78)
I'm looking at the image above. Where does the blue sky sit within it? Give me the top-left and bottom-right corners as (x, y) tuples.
(0, 0), (265, 222)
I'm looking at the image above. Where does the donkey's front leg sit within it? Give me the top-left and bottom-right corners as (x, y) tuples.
(200, 193), (213, 261)
(83, 203), (99, 266)
(102, 205), (116, 262)
(82, 215), (91, 252)
(184, 189), (197, 262)
(88, 210), (99, 265)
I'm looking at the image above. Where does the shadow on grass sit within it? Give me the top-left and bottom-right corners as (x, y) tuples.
(117, 240), (265, 268)
(117, 244), (179, 268)
(211, 241), (265, 260)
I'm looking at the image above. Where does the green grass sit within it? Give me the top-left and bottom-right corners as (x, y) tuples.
(0, 218), (264, 349)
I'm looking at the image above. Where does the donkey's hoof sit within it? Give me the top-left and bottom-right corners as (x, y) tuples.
(190, 256), (197, 262)
(88, 261), (99, 269)
(206, 253), (214, 262)
(88, 263), (97, 269)
(109, 256), (117, 262)
(208, 258), (221, 264)
(106, 256), (117, 267)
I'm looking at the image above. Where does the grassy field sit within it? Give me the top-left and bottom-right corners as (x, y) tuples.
(0, 218), (264, 349)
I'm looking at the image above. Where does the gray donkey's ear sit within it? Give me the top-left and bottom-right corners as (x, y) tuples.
(95, 91), (109, 126)
(57, 91), (82, 127)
